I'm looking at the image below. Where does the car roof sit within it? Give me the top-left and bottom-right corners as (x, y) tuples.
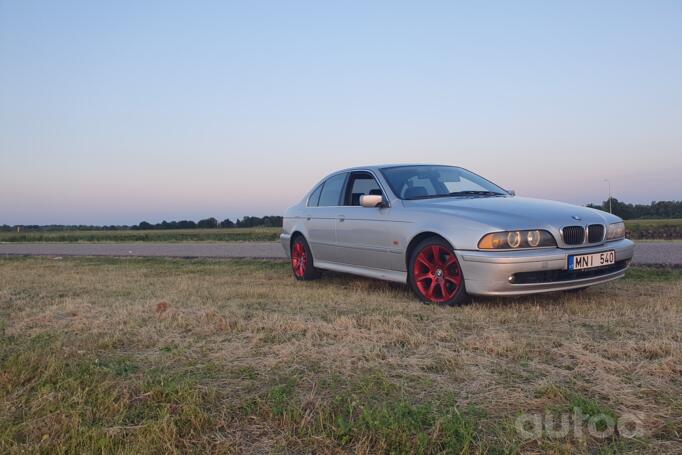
(334, 164), (461, 173)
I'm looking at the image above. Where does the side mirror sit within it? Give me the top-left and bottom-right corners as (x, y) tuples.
(360, 194), (385, 208)
(507, 189), (516, 196)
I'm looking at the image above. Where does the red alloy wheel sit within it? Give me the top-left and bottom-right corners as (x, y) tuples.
(413, 244), (462, 303)
(291, 240), (307, 277)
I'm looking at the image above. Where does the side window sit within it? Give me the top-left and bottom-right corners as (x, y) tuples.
(307, 184), (323, 207)
(318, 173), (347, 206)
(344, 172), (382, 206)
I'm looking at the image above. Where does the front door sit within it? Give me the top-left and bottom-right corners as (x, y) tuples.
(335, 171), (402, 270)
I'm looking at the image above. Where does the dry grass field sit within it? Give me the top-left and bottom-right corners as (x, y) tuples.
(1, 257), (681, 454)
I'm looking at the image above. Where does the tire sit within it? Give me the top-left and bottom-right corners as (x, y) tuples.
(290, 235), (321, 281)
(408, 237), (468, 306)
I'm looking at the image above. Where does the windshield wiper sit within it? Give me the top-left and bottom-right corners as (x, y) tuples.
(408, 194), (451, 200)
(447, 190), (505, 197)
(407, 190), (504, 200)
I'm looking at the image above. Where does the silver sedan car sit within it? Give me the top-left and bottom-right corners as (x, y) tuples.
(281, 164), (634, 305)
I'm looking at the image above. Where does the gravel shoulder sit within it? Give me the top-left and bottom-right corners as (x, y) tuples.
(1, 241), (680, 266)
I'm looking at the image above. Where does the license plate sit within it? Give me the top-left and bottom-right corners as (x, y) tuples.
(568, 250), (616, 271)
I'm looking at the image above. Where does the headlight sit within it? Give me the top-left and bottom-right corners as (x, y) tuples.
(526, 230), (541, 247)
(606, 222), (625, 240)
(478, 230), (556, 249)
(507, 231), (521, 248)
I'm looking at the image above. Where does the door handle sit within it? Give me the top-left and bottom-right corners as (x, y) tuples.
(337, 215), (345, 222)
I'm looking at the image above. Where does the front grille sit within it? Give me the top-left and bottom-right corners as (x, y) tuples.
(562, 226), (585, 245)
(510, 260), (628, 285)
(587, 224), (604, 243)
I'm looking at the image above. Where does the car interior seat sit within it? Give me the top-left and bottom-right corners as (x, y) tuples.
(403, 186), (428, 199)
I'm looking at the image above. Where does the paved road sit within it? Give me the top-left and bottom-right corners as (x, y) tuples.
(0, 241), (681, 266)
(0, 242), (285, 259)
(627, 242), (682, 266)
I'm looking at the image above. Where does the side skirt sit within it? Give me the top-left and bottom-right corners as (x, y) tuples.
(314, 260), (407, 284)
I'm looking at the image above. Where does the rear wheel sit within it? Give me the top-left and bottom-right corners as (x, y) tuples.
(408, 237), (468, 306)
(290, 236), (320, 280)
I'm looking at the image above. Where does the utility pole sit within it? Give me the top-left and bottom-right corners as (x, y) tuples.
(604, 179), (612, 213)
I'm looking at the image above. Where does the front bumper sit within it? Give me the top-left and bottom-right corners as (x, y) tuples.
(458, 238), (635, 296)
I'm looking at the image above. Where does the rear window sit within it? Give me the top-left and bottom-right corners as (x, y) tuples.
(318, 173), (346, 206)
(307, 184), (323, 207)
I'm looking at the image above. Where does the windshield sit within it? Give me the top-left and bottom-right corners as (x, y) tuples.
(380, 165), (507, 200)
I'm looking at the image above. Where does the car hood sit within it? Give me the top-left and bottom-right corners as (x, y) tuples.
(403, 196), (617, 230)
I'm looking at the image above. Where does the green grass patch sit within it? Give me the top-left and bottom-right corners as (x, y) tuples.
(251, 371), (493, 453)
(625, 219), (682, 239)
(568, 393), (616, 428)
(625, 218), (682, 228)
(0, 333), (220, 453)
(0, 227), (280, 243)
(624, 266), (682, 282)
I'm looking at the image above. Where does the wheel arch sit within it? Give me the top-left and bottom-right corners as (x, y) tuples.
(405, 231), (454, 269)
(289, 230), (305, 249)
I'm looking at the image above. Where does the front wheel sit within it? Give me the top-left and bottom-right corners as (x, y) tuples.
(408, 237), (468, 306)
(290, 236), (320, 281)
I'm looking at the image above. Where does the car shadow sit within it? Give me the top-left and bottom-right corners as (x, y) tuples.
(311, 270), (591, 309)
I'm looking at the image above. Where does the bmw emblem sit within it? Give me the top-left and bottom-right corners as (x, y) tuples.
(572, 215), (582, 221)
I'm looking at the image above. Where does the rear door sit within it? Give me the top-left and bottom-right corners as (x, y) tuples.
(335, 171), (402, 270)
(304, 172), (347, 262)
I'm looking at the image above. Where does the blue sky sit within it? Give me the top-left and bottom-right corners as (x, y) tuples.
(1, 0), (681, 224)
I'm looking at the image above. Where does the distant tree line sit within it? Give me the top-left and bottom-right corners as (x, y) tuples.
(1, 215), (283, 232)
(0, 224), (130, 232)
(132, 216), (282, 230)
(587, 198), (682, 220)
